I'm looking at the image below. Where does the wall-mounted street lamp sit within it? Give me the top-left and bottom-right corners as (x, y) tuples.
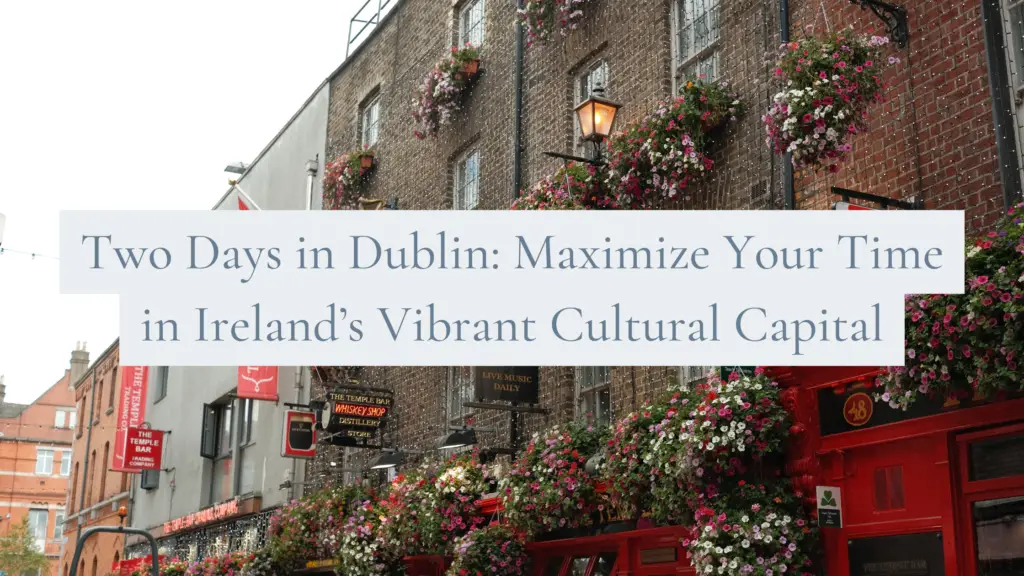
(544, 84), (622, 168)
(437, 425), (498, 450)
(224, 162), (249, 175)
(365, 448), (424, 471)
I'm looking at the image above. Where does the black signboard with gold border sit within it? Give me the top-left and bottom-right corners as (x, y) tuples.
(474, 367), (540, 404)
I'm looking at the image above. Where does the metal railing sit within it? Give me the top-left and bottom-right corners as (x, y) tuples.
(347, 0), (395, 59)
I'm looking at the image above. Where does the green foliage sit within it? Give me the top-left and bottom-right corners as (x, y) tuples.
(0, 517), (49, 576)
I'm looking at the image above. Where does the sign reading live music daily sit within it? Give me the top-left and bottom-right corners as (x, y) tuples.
(113, 366), (149, 472)
(817, 380), (1015, 436)
(326, 389), (393, 431)
(474, 367), (540, 404)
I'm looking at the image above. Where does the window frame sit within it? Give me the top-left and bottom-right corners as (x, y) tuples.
(574, 60), (610, 155)
(575, 367), (612, 427)
(54, 511), (65, 540)
(675, 0), (722, 81)
(448, 366), (475, 426)
(458, 0), (486, 47)
(54, 410), (66, 429)
(36, 448), (55, 475)
(153, 366), (169, 403)
(361, 94), (381, 149)
(27, 509), (48, 545)
(239, 398), (258, 446)
(59, 451), (71, 477)
(453, 148), (481, 210)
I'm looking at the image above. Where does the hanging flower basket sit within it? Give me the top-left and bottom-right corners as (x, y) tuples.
(323, 148), (377, 210)
(876, 202), (1024, 410)
(447, 524), (529, 576)
(412, 44), (482, 139)
(511, 163), (612, 210)
(762, 27), (897, 173)
(518, 0), (589, 47)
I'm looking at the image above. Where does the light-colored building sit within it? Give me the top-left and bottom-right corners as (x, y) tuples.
(0, 345), (87, 576)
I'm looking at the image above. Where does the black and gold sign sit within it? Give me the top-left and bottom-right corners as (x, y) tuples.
(474, 367), (540, 404)
(326, 389), (393, 433)
(848, 532), (944, 575)
(817, 380), (1006, 436)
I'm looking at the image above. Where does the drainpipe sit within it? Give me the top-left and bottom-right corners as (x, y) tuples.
(780, 0), (795, 210)
(289, 367), (307, 501)
(305, 157), (319, 211)
(74, 372), (98, 550)
(512, 0), (525, 200)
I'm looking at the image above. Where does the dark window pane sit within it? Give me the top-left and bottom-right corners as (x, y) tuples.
(973, 496), (1024, 575)
(592, 553), (617, 576)
(970, 433), (1024, 481)
(544, 558), (564, 576)
(569, 557), (590, 576)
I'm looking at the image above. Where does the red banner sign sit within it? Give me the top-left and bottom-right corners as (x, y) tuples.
(237, 366), (279, 401)
(163, 499), (240, 535)
(113, 366), (149, 472)
(125, 427), (165, 470)
(115, 556), (164, 576)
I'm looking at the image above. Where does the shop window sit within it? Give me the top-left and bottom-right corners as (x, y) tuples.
(969, 432), (1024, 481)
(361, 93), (381, 149)
(576, 367), (612, 427)
(676, 0), (721, 80)
(575, 60), (609, 156)
(590, 553), (617, 576)
(972, 496), (1024, 573)
(569, 557), (591, 576)
(873, 465), (905, 511)
(458, 0), (485, 47)
(36, 449), (54, 475)
(454, 149), (480, 210)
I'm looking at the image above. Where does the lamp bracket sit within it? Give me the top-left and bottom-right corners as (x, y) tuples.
(542, 151), (606, 167)
(849, 0), (908, 48)
(462, 401), (550, 415)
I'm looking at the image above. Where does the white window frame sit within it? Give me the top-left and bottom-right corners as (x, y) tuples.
(239, 398), (258, 445)
(575, 60), (610, 155)
(575, 367), (612, 427)
(54, 410), (66, 429)
(35, 448), (54, 475)
(59, 451), (71, 477)
(675, 0), (721, 81)
(53, 511), (65, 540)
(458, 0), (486, 47)
(28, 509), (47, 550)
(68, 410), (77, 430)
(454, 149), (480, 210)
(361, 94), (381, 149)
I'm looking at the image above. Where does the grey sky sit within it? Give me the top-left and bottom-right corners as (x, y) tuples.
(0, 0), (370, 402)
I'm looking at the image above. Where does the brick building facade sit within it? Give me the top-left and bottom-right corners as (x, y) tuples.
(60, 341), (133, 576)
(0, 345), (87, 576)
(304, 0), (1023, 486)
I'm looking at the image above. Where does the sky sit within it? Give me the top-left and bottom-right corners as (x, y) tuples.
(0, 0), (375, 403)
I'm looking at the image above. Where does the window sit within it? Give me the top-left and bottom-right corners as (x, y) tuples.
(153, 366), (168, 403)
(54, 512), (65, 540)
(970, 431), (1024, 481)
(28, 509), (47, 550)
(69, 411), (77, 430)
(95, 382), (103, 422)
(576, 367), (612, 427)
(1000, 0), (1024, 179)
(200, 402), (234, 459)
(575, 60), (609, 155)
(676, 0), (721, 80)
(239, 399), (258, 445)
(99, 442), (109, 500)
(36, 449), (54, 475)
(679, 366), (714, 387)
(361, 95), (381, 149)
(70, 464), (79, 513)
(458, 0), (485, 47)
(448, 367), (474, 425)
(55, 410), (66, 428)
(59, 452), (71, 477)
(218, 403), (234, 456)
(454, 149), (480, 210)
(140, 469), (159, 490)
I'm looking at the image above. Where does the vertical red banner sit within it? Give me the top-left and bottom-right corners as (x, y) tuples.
(113, 366), (149, 472)
(237, 366), (279, 401)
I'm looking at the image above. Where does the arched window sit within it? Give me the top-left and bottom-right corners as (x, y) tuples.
(95, 382), (103, 422)
(86, 450), (96, 507)
(79, 559), (85, 576)
(70, 462), (79, 512)
(64, 563), (69, 576)
(91, 556), (98, 576)
(113, 552), (120, 568)
(100, 442), (109, 501)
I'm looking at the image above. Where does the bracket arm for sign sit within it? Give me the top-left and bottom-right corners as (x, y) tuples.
(462, 401), (551, 414)
(831, 186), (922, 210)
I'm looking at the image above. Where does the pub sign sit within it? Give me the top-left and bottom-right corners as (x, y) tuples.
(325, 389), (393, 443)
(474, 367), (540, 404)
(282, 410), (316, 459)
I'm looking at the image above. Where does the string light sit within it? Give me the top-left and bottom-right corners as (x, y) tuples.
(0, 246), (59, 260)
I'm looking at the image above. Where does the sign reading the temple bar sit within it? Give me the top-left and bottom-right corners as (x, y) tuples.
(113, 366), (149, 473)
(474, 367), (540, 404)
(815, 486), (842, 528)
(282, 410), (316, 459)
(848, 532), (944, 576)
(326, 389), (393, 435)
(124, 427), (165, 471)
(163, 498), (240, 535)
(817, 380), (1019, 436)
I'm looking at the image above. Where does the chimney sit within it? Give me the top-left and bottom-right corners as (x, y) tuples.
(0, 375), (5, 406)
(69, 342), (90, 388)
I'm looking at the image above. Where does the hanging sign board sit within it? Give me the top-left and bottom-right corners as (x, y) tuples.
(816, 486), (843, 528)
(847, 532), (944, 575)
(474, 367), (540, 404)
(326, 389), (393, 433)
(282, 410), (317, 458)
(113, 366), (149, 472)
(237, 366), (279, 401)
(124, 427), (165, 470)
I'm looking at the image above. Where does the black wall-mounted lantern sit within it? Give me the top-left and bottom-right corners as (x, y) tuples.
(849, 0), (909, 48)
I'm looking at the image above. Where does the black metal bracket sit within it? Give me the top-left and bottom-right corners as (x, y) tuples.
(543, 150), (607, 167)
(832, 187), (922, 210)
(463, 401), (551, 415)
(849, 0), (908, 48)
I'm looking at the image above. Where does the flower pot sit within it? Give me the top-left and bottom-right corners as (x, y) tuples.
(462, 59), (480, 77)
(360, 155), (375, 170)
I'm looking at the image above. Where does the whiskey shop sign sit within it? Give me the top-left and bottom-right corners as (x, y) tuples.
(326, 389), (393, 436)
(474, 367), (540, 404)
